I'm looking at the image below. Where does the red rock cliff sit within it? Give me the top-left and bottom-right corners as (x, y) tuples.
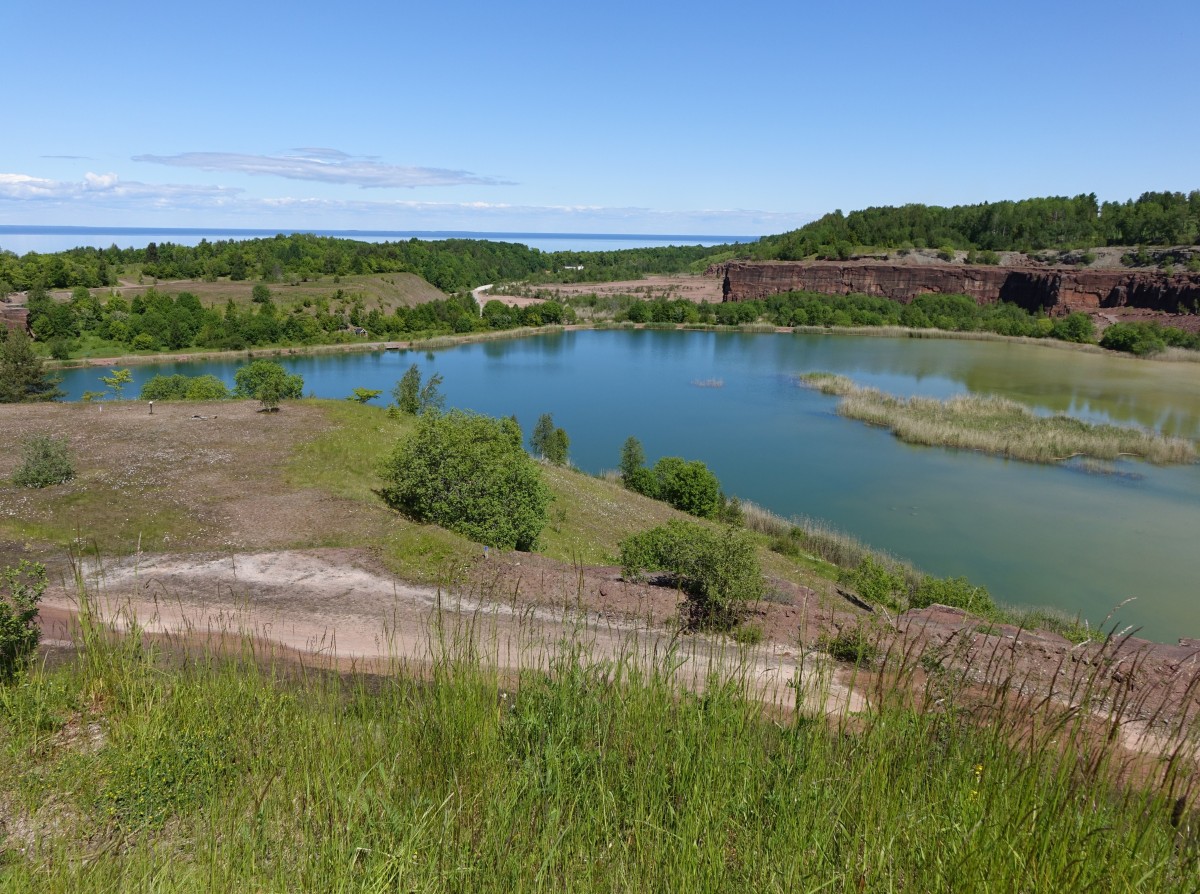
(1, 305), (29, 333)
(720, 262), (1200, 315)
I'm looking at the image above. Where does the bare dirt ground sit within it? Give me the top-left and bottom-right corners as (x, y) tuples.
(488, 273), (725, 306)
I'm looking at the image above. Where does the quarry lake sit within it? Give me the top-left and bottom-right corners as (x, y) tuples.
(59, 331), (1200, 642)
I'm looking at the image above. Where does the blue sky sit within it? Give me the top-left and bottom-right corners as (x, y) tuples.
(3, 0), (1197, 238)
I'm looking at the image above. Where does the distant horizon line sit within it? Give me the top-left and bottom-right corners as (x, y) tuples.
(0, 225), (759, 243)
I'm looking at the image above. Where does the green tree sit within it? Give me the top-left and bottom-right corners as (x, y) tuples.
(348, 387), (383, 404)
(394, 364), (422, 414)
(619, 436), (646, 480)
(100, 368), (132, 400)
(530, 413), (570, 464)
(419, 371), (445, 415)
(393, 363), (444, 415)
(620, 520), (763, 630)
(0, 327), (63, 403)
(1, 561), (45, 681)
(233, 360), (304, 408)
(545, 426), (570, 466)
(649, 456), (723, 518)
(379, 410), (550, 551)
(530, 413), (555, 457)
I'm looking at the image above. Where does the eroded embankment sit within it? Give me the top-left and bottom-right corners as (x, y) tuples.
(38, 548), (1200, 761)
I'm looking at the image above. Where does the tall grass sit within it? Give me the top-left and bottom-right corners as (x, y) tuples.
(800, 372), (1198, 465)
(3, 575), (1195, 890)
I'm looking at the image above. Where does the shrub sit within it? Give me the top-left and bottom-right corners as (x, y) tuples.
(12, 434), (75, 488)
(839, 556), (907, 610)
(233, 360), (303, 409)
(819, 625), (879, 666)
(379, 410), (549, 551)
(1050, 312), (1095, 344)
(911, 575), (995, 616)
(1100, 322), (1166, 356)
(1, 561), (45, 680)
(140, 374), (230, 401)
(620, 520), (763, 630)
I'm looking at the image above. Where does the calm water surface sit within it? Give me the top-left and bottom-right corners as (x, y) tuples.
(59, 332), (1200, 642)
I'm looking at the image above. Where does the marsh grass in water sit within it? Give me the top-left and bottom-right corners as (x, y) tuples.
(799, 372), (1197, 465)
(0, 576), (1196, 891)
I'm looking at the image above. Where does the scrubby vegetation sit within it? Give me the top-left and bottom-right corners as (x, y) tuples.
(799, 372), (1197, 465)
(0, 584), (1196, 890)
(611, 290), (1100, 342)
(378, 410), (550, 551)
(12, 434), (75, 488)
(618, 438), (740, 521)
(139, 373), (231, 401)
(0, 561), (44, 680)
(620, 520), (763, 629)
(1100, 320), (1200, 356)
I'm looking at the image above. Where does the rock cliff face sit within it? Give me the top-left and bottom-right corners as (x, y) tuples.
(720, 262), (1200, 315)
(0, 305), (29, 333)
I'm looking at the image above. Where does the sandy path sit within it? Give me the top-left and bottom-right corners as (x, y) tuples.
(40, 549), (866, 716)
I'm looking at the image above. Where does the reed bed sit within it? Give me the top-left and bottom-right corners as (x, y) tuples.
(799, 372), (1198, 465)
(1, 577), (1196, 892)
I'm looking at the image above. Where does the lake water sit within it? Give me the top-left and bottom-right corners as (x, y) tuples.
(57, 331), (1200, 642)
(0, 226), (753, 255)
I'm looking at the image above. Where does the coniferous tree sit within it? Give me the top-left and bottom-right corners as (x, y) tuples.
(0, 328), (63, 403)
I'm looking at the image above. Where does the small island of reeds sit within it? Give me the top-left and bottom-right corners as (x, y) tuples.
(797, 372), (1198, 465)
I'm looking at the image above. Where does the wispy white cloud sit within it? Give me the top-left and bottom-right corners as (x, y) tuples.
(132, 149), (512, 188)
(0, 171), (806, 235)
(0, 172), (241, 206)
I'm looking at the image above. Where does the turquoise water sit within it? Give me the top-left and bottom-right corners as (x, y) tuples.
(58, 331), (1200, 642)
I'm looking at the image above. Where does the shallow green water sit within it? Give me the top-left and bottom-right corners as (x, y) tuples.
(58, 332), (1200, 641)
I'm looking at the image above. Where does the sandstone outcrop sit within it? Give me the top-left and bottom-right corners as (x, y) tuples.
(0, 305), (29, 333)
(720, 262), (1200, 316)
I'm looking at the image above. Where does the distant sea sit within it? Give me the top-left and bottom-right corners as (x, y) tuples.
(0, 226), (756, 255)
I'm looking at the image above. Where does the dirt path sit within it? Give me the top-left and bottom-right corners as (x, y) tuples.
(40, 548), (866, 717)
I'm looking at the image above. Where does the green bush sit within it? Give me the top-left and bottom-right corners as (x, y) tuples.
(620, 520), (763, 630)
(140, 374), (230, 401)
(911, 575), (995, 616)
(1050, 312), (1095, 344)
(627, 456), (723, 519)
(379, 410), (550, 551)
(1099, 322), (1167, 356)
(839, 556), (907, 610)
(12, 434), (75, 488)
(1, 561), (45, 680)
(819, 625), (879, 666)
(233, 360), (303, 409)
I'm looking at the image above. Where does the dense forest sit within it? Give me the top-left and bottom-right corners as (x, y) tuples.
(752, 191), (1200, 260)
(0, 234), (730, 294)
(20, 284), (575, 357)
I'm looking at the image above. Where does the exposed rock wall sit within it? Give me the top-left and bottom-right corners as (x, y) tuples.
(720, 262), (1200, 315)
(0, 305), (29, 333)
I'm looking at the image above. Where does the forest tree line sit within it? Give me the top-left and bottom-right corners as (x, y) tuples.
(23, 284), (575, 357)
(0, 234), (731, 294)
(752, 191), (1200, 261)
